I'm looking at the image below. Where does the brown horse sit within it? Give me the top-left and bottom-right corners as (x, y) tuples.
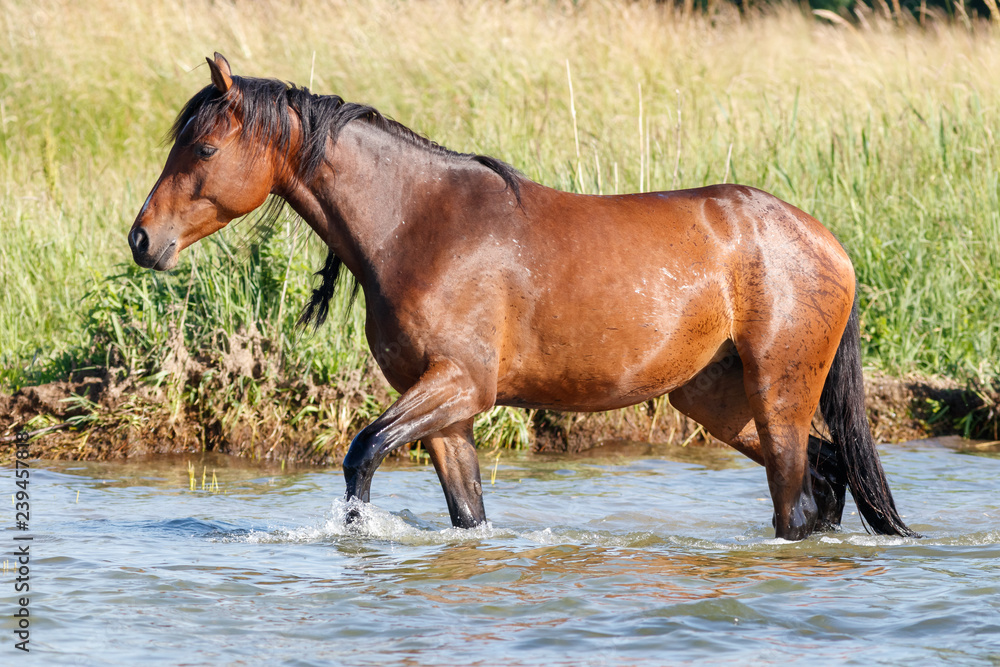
(129, 54), (915, 540)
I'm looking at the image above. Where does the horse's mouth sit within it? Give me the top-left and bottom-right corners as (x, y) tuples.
(133, 240), (178, 271)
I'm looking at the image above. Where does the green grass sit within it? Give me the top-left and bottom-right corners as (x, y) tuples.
(2, 0), (1000, 447)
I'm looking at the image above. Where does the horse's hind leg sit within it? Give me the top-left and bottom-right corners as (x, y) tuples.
(735, 325), (851, 540)
(750, 410), (817, 540)
(670, 341), (846, 534)
(668, 346), (818, 539)
(423, 418), (486, 528)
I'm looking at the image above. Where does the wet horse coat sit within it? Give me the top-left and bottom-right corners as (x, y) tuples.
(129, 54), (914, 540)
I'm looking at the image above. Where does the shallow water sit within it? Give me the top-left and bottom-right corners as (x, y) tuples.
(5, 439), (1000, 665)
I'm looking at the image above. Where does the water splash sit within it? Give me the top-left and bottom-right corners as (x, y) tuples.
(225, 498), (515, 546)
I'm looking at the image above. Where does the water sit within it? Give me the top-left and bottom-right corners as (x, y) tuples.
(5, 439), (1000, 665)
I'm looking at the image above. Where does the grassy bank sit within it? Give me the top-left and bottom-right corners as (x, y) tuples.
(2, 1), (1000, 456)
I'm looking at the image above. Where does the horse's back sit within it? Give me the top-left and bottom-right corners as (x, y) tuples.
(521, 181), (855, 329)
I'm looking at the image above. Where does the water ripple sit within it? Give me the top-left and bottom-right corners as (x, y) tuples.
(20, 442), (1000, 666)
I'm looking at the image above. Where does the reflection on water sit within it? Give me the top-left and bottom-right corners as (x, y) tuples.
(386, 542), (880, 608)
(9, 439), (1000, 665)
(532, 440), (752, 470)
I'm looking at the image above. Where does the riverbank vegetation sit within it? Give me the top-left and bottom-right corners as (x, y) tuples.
(2, 0), (999, 459)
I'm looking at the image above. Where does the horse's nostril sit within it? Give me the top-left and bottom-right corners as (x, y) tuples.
(129, 227), (149, 254)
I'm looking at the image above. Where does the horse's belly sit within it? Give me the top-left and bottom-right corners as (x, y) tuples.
(495, 305), (730, 411)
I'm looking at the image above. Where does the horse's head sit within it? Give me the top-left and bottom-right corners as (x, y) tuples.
(129, 53), (279, 270)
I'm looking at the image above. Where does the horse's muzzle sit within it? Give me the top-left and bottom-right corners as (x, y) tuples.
(129, 227), (178, 271)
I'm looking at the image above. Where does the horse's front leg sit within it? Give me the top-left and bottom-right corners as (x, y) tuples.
(342, 357), (493, 524)
(422, 419), (486, 528)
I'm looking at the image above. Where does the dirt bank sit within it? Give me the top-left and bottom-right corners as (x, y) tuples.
(2, 358), (997, 465)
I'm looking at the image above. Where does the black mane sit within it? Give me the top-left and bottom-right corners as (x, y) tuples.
(170, 75), (522, 199)
(170, 74), (523, 329)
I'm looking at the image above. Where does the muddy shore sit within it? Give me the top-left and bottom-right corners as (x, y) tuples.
(2, 358), (997, 465)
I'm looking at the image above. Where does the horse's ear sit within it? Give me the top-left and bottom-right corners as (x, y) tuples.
(206, 52), (233, 93)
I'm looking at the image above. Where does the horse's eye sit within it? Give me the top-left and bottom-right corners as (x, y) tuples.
(194, 144), (218, 160)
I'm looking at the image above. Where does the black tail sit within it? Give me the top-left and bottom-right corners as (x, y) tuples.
(818, 295), (918, 537)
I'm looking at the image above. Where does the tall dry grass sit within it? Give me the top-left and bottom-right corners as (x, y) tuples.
(1, 0), (999, 443)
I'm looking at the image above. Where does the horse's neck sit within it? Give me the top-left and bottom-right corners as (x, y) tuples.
(282, 122), (480, 286)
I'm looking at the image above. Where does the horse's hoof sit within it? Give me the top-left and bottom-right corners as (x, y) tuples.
(344, 498), (365, 527)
